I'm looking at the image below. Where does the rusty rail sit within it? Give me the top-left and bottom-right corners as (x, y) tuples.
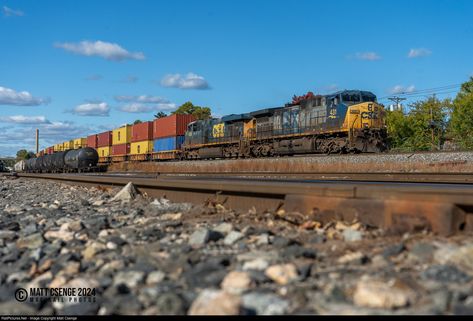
(89, 171), (473, 184)
(16, 173), (473, 236)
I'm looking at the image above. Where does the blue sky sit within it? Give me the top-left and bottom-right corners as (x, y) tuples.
(1, 0), (472, 156)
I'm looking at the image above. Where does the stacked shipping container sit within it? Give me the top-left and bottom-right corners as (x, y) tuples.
(87, 134), (98, 149)
(97, 131), (113, 158)
(130, 121), (153, 160)
(47, 114), (196, 162)
(112, 125), (131, 156)
(63, 140), (74, 150)
(73, 138), (87, 149)
(153, 114), (195, 153)
(54, 143), (63, 152)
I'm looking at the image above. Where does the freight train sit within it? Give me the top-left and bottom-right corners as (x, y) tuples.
(18, 89), (388, 172)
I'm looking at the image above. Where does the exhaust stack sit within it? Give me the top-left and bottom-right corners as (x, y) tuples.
(35, 129), (39, 154)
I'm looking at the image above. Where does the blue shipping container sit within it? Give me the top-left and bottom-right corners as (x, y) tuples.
(153, 136), (185, 152)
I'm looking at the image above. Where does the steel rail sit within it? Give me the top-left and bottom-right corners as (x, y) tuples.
(83, 171), (473, 184)
(15, 173), (473, 236)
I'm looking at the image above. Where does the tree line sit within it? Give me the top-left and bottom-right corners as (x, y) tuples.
(386, 77), (473, 151)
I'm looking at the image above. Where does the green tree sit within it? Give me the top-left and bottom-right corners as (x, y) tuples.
(385, 96), (450, 151)
(16, 149), (35, 161)
(154, 111), (167, 118)
(386, 110), (413, 150)
(172, 101), (211, 120)
(448, 77), (473, 149)
(133, 120), (142, 125)
(406, 96), (450, 151)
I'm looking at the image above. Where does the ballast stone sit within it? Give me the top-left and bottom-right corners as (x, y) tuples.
(111, 182), (138, 203)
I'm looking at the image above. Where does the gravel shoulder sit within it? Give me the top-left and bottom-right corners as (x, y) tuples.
(1, 176), (473, 315)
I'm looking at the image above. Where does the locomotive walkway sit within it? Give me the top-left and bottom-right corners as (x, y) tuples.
(16, 172), (473, 236)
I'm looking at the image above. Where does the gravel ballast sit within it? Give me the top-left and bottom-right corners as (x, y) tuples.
(1, 175), (473, 315)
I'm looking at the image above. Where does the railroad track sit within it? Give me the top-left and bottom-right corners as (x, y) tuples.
(12, 172), (473, 236)
(86, 171), (473, 184)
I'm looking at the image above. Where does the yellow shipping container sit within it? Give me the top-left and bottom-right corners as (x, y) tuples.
(97, 146), (112, 157)
(73, 138), (87, 149)
(112, 125), (132, 145)
(63, 140), (74, 150)
(54, 143), (63, 152)
(130, 140), (153, 155)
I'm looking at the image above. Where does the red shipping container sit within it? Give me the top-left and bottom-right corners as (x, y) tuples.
(112, 143), (130, 155)
(97, 131), (113, 147)
(87, 134), (98, 148)
(153, 114), (195, 139)
(132, 121), (153, 142)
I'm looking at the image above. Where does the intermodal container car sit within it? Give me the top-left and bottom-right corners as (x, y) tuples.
(153, 114), (195, 139)
(73, 138), (87, 149)
(112, 143), (130, 155)
(153, 136), (185, 152)
(130, 140), (153, 155)
(97, 146), (112, 158)
(113, 125), (132, 145)
(131, 121), (153, 142)
(87, 134), (98, 149)
(97, 131), (113, 147)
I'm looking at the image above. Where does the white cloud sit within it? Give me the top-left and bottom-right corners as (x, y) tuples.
(408, 48), (432, 58)
(2, 6), (24, 17)
(54, 40), (145, 61)
(161, 73), (210, 89)
(0, 86), (49, 106)
(0, 115), (50, 124)
(389, 85), (416, 94)
(354, 52), (381, 61)
(118, 103), (176, 113)
(114, 95), (170, 104)
(0, 120), (106, 156)
(72, 102), (110, 116)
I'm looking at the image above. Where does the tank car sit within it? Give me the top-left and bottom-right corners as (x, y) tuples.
(22, 147), (99, 173)
(64, 147), (99, 172)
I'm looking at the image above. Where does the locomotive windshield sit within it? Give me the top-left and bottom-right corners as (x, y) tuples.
(361, 93), (376, 102)
(339, 91), (377, 104)
(342, 93), (361, 103)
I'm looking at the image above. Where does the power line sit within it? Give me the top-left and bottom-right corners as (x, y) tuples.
(378, 83), (462, 100)
(387, 96), (406, 111)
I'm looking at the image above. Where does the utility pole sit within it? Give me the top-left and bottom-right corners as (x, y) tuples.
(388, 96), (407, 112)
(430, 94), (436, 151)
(35, 129), (39, 154)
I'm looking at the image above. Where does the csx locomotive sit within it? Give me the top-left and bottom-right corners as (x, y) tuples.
(183, 90), (387, 159)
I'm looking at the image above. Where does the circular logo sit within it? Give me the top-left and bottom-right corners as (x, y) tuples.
(15, 288), (28, 302)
